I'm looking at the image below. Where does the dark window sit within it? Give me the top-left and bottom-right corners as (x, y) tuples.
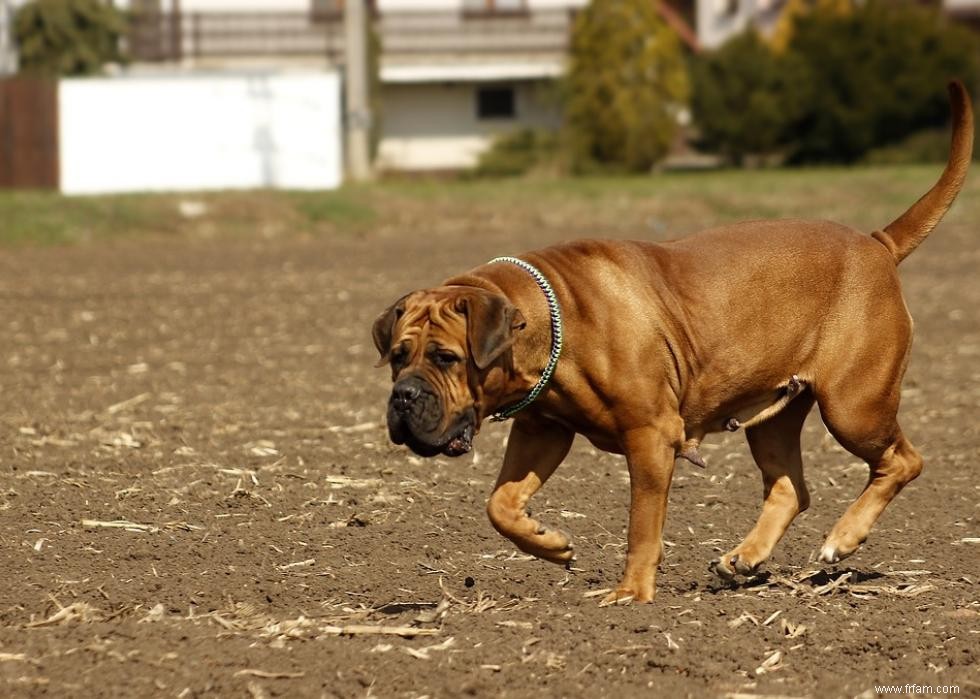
(476, 87), (516, 120)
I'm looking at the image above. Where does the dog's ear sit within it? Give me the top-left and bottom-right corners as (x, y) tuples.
(461, 291), (526, 370)
(372, 294), (409, 367)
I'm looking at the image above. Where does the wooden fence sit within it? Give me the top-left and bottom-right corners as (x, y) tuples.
(0, 77), (59, 189)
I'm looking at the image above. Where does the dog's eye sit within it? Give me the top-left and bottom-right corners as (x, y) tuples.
(432, 350), (461, 368)
(391, 347), (409, 368)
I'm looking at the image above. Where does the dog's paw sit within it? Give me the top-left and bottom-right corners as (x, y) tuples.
(599, 575), (655, 607)
(710, 557), (736, 581)
(711, 551), (763, 581)
(598, 586), (654, 607)
(598, 589), (635, 607)
(818, 543), (857, 565)
(730, 553), (761, 575)
(819, 531), (865, 564)
(528, 526), (574, 565)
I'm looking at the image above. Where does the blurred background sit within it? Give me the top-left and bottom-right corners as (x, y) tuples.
(0, 0), (978, 198)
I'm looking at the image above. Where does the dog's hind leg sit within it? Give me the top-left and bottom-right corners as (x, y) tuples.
(487, 417), (576, 565)
(814, 339), (922, 563)
(816, 411), (923, 564)
(713, 391), (814, 579)
(818, 432), (922, 563)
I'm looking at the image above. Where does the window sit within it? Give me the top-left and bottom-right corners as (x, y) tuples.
(476, 86), (516, 120)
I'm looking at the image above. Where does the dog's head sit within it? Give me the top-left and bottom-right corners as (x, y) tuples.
(372, 286), (525, 457)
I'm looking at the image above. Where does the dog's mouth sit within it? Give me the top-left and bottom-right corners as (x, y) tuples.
(441, 421), (475, 457)
(389, 410), (476, 458)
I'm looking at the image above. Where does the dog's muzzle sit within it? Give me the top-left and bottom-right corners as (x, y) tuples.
(386, 376), (476, 457)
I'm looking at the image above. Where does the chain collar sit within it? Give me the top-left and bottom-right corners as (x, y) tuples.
(487, 256), (563, 422)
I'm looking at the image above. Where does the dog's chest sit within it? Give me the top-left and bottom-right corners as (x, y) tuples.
(534, 408), (626, 455)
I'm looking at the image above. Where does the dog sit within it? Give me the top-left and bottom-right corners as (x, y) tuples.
(372, 82), (973, 604)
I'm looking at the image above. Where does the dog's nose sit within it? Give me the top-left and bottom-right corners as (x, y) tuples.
(391, 383), (421, 413)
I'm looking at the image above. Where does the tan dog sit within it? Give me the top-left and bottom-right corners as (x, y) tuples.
(373, 82), (973, 604)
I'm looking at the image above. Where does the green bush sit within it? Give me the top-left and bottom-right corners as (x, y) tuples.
(563, 0), (689, 173)
(690, 1), (979, 165)
(864, 126), (980, 165)
(475, 129), (559, 177)
(784, 0), (980, 163)
(690, 31), (807, 166)
(15, 0), (126, 77)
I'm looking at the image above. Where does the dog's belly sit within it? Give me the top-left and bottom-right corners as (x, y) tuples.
(580, 429), (626, 455)
(701, 375), (807, 433)
(552, 385), (806, 458)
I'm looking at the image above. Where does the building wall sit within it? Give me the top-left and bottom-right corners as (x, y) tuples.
(697, 0), (748, 49)
(377, 79), (559, 170)
(137, 0), (587, 12)
(946, 0), (980, 10)
(696, 0), (781, 49)
(118, 0), (310, 10)
(378, 0), (586, 10)
(0, 0), (16, 75)
(59, 71), (341, 194)
(182, 0), (307, 9)
(526, 0), (587, 8)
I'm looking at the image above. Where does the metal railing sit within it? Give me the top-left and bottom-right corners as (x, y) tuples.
(126, 9), (574, 63)
(381, 9), (571, 57)
(128, 11), (346, 62)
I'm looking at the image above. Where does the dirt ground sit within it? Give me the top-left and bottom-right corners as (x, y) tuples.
(1, 175), (978, 699)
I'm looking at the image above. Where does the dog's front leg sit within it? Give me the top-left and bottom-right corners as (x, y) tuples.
(602, 425), (677, 605)
(487, 417), (575, 564)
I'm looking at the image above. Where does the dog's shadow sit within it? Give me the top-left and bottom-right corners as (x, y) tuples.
(373, 601), (435, 615)
(704, 566), (885, 595)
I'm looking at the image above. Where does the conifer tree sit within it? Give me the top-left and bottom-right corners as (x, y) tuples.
(563, 0), (689, 172)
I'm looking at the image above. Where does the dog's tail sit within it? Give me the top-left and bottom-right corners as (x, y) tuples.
(872, 80), (974, 264)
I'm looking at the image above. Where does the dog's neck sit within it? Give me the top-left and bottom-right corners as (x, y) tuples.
(444, 271), (557, 421)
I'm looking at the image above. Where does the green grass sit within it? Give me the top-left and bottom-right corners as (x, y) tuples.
(0, 164), (971, 246)
(0, 187), (377, 246)
(0, 191), (183, 245)
(287, 189), (376, 227)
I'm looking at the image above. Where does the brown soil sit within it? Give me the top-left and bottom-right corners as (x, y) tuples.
(1, 192), (978, 699)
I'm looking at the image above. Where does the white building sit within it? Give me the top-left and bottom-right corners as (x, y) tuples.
(57, 71), (343, 194)
(695, 0), (784, 49)
(0, 0), (16, 75)
(1, 0), (343, 192)
(111, 0), (588, 171)
(945, 0), (980, 29)
(373, 1), (584, 170)
(2, 0), (708, 173)
(0, 0), (596, 174)
(945, 0), (980, 11)
(696, 0), (980, 50)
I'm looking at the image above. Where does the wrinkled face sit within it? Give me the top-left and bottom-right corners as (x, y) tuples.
(372, 286), (523, 458)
